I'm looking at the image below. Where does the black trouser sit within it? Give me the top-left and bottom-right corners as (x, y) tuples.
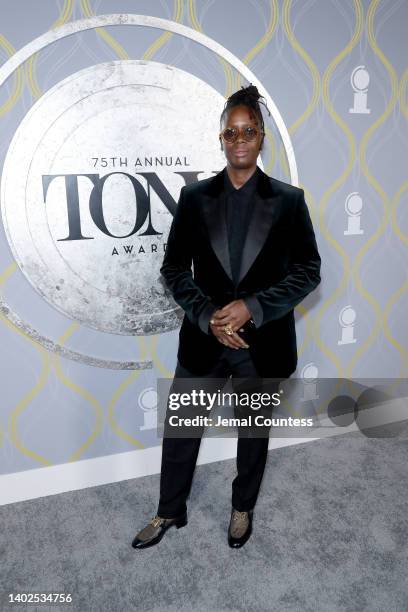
(157, 346), (281, 518)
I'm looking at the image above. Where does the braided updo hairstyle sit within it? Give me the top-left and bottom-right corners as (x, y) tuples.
(220, 84), (271, 149)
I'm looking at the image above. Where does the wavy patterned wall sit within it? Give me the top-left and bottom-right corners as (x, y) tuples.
(0, 0), (406, 477)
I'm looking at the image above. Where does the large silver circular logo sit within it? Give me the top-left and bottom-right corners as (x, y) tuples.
(1, 60), (226, 335)
(0, 15), (297, 367)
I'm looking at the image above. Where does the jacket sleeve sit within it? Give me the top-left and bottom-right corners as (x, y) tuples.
(242, 295), (264, 328)
(160, 186), (217, 333)
(244, 189), (321, 326)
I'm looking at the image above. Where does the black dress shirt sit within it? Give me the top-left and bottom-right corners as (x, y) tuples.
(198, 166), (264, 335)
(224, 165), (259, 286)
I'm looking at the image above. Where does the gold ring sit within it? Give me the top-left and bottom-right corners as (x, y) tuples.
(223, 324), (234, 336)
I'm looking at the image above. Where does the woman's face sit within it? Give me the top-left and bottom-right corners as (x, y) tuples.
(219, 105), (263, 170)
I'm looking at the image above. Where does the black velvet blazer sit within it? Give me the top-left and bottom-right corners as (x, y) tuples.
(160, 166), (321, 378)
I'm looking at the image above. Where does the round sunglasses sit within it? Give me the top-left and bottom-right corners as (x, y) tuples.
(219, 125), (263, 144)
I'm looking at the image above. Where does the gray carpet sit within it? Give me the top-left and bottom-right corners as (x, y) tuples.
(1, 430), (407, 612)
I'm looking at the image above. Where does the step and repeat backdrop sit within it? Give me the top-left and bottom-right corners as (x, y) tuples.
(0, 0), (407, 498)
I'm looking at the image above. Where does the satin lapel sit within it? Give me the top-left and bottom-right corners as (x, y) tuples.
(238, 191), (283, 284)
(200, 167), (282, 284)
(201, 189), (233, 282)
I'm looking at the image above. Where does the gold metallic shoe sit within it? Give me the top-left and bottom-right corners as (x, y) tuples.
(131, 512), (187, 549)
(228, 508), (253, 548)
